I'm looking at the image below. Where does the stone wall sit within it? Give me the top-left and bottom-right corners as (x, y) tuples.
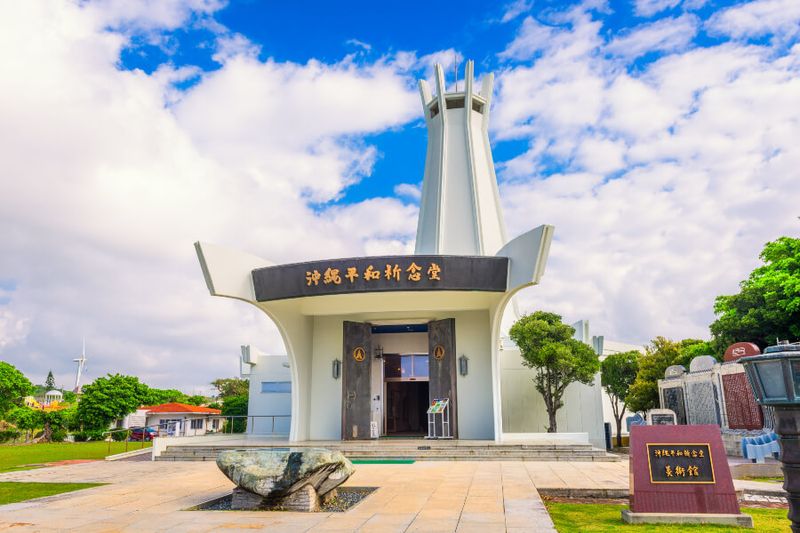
(685, 379), (721, 426)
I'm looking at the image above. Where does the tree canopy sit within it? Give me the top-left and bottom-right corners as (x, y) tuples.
(221, 394), (248, 432)
(212, 377), (249, 399)
(601, 350), (640, 447)
(0, 361), (33, 415)
(76, 374), (150, 430)
(509, 311), (600, 433)
(711, 237), (800, 350)
(44, 370), (56, 390)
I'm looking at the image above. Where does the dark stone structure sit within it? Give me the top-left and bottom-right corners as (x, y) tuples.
(662, 386), (687, 425)
(722, 373), (764, 430)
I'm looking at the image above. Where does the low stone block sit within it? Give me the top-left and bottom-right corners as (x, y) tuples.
(621, 510), (754, 528)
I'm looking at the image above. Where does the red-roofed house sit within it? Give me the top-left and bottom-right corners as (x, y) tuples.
(121, 402), (225, 437)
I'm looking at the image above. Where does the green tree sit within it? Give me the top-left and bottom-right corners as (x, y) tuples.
(601, 350), (640, 447)
(142, 388), (187, 406)
(509, 311), (601, 433)
(673, 339), (716, 368)
(711, 237), (800, 350)
(7, 405), (74, 442)
(221, 394), (248, 433)
(44, 370), (56, 390)
(184, 395), (207, 406)
(62, 390), (77, 403)
(76, 374), (150, 430)
(211, 378), (249, 399)
(626, 337), (682, 413)
(0, 361), (33, 415)
(7, 406), (39, 441)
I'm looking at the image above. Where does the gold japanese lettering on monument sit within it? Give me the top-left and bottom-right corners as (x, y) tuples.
(306, 270), (321, 286)
(364, 265), (381, 281)
(345, 267), (359, 283)
(407, 262), (422, 281)
(647, 443), (714, 484)
(428, 262), (441, 280)
(303, 261), (444, 287)
(323, 267), (341, 285)
(385, 264), (401, 281)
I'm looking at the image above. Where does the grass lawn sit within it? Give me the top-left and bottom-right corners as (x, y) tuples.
(742, 476), (784, 484)
(0, 481), (104, 504)
(0, 441), (151, 472)
(546, 502), (790, 532)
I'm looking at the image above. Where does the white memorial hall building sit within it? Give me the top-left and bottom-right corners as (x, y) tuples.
(195, 62), (609, 448)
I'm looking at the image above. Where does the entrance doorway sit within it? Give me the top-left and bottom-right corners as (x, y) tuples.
(384, 353), (429, 436)
(342, 320), (457, 440)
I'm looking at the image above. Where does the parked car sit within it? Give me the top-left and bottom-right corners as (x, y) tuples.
(128, 427), (158, 441)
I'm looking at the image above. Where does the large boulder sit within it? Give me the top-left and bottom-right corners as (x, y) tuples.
(216, 448), (355, 511)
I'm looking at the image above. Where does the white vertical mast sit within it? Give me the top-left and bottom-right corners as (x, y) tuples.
(415, 60), (508, 256)
(73, 338), (87, 393)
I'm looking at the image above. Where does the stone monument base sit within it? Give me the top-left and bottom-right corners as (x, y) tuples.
(231, 486), (339, 512)
(621, 510), (753, 528)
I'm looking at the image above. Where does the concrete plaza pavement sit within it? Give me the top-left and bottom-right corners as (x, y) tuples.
(0, 459), (557, 532)
(0, 457), (784, 532)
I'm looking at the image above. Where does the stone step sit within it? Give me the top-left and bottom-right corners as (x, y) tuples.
(156, 443), (620, 462)
(160, 449), (605, 457)
(156, 454), (619, 462)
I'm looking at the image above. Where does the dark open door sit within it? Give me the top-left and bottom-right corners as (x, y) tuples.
(342, 321), (372, 440)
(428, 318), (457, 438)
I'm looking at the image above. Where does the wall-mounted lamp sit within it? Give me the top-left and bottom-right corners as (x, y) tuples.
(374, 345), (384, 359)
(459, 354), (469, 376)
(332, 359), (341, 380)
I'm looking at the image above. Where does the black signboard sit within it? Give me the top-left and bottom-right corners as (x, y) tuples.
(647, 443), (715, 484)
(252, 255), (509, 302)
(651, 414), (675, 425)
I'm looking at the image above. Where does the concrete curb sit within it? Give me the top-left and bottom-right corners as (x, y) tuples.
(537, 487), (787, 500)
(105, 448), (152, 461)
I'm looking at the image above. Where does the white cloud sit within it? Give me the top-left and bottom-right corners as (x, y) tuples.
(394, 183), (422, 200)
(213, 32), (260, 64)
(606, 14), (699, 59)
(346, 39), (372, 52)
(85, 0), (225, 31)
(0, 0), (420, 390)
(707, 0), (800, 40)
(493, 4), (800, 344)
(634, 0), (681, 17)
(500, 0), (534, 23)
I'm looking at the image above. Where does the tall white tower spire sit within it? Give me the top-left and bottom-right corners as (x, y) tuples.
(415, 60), (508, 256)
(72, 338), (87, 393)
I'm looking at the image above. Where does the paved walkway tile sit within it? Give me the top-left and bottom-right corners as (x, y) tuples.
(0, 458), (601, 532)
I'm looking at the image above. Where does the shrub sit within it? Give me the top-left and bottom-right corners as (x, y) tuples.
(0, 429), (21, 443)
(72, 429), (106, 442)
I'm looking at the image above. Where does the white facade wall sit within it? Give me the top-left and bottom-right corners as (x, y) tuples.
(500, 349), (605, 448)
(246, 354), (292, 435)
(145, 414), (224, 436)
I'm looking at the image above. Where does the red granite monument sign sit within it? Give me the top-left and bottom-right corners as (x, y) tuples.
(624, 424), (752, 527)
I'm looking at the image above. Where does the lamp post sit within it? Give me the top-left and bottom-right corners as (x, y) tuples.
(739, 343), (800, 532)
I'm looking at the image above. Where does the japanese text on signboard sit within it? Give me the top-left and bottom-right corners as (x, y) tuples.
(305, 262), (441, 287)
(646, 443), (715, 484)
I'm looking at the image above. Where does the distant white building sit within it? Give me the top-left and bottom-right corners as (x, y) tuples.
(120, 403), (224, 437)
(240, 348), (291, 436)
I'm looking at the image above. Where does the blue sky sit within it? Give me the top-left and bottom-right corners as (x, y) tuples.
(116, 0), (749, 204)
(0, 0), (798, 391)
